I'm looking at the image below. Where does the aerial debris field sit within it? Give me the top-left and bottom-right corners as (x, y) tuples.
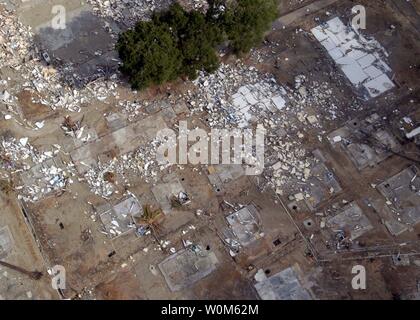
(0, 0), (419, 301)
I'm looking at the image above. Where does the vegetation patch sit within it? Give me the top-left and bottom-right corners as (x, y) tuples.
(116, 0), (278, 89)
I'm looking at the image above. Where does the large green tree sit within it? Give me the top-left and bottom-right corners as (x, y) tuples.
(117, 21), (182, 89)
(116, 1), (279, 89)
(223, 0), (278, 54)
(154, 4), (221, 79)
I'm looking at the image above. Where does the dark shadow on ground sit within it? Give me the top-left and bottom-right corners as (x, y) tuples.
(34, 10), (121, 88)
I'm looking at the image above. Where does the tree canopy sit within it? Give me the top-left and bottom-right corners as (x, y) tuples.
(223, 0), (278, 54)
(117, 21), (182, 89)
(116, 1), (278, 89)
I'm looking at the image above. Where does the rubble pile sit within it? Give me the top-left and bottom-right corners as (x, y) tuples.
(18, 163), (76, 203)
(1, 60), (118, 116)
(87, 0), (173, 25)
(117, 100), (146, 122)
(113, 141), (168, 182)
(84, 160), (116, 198)
(84, 138), (170, 198)
(188, 62), (320, 190)
(22, 67), (119, 113)
(187, 60), (356, 192)
(264, 144), (313, 194)
(0, 8), (33, 69)
(192, 62), (346, 127)
(0, 6), (118, 115)
(87, 0), (209, 26)
(0, 137), (63, 169)
(190, 63), (271, 128)
(0, 135), (76, 202)
(290, 75), (343, 122)
(311, 17), (395, 99)
(0, 137), (37, 170)
(261, 74), (346, 191)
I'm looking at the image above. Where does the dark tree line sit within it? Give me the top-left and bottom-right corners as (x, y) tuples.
(116, 0), (278, 89)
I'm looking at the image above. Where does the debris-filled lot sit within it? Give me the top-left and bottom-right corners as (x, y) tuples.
(0, 0), (419, 300)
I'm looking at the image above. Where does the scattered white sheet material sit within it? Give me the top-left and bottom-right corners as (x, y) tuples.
(311, 17), (394, 99)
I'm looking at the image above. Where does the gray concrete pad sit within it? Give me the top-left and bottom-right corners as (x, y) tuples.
(158, 246), (219, 292)
(98, 195), (142, 238)
(304, 163), (342, 211)
(152, 174), (185, 214)
(326, 202), (373, 241)
(328, 113), (402, 171)
(254, 266), (312, 300)
(226, 204), (261, 247)
(377, 165), (420, 227)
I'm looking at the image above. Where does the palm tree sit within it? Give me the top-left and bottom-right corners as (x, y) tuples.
(135, 204), (164, 242)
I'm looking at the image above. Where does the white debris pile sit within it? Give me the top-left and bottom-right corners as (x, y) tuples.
(265, 146), (314, 194)
(0, 133), (76, 202)
(117, 100), (146, 122)
(290, 75), (344, 121)
(87, 0), (172, 25)
(0, 7), (118, 113)
(262, 75), (344, 190)
(21, 66), (119, 112)
(0, 137), (66, 168)
(84, 138), (170, 198)
(189, 63), (298, 189)
(230, 82), (287, 128)
(21, 67), (81, 112)
(191, 62), (345, 129)
(87, 79), (119, 102)
(18, 164), (75, 203)
(84, 161), (116, 198)
(311, 17), (395, 99)
(191, 62), (281, 128)
(87, 0), (209, 26)
(113, 140), (169, 183)
(188, 62), (346, 191)
(0, 137), (37, 170)
(0, 8), (33, 69)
